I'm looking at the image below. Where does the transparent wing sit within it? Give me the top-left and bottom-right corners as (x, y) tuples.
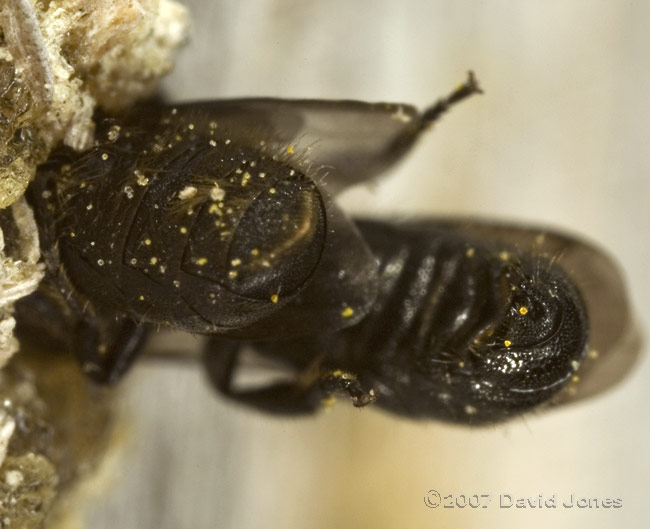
(130, 97), (424, 193)
(129, 72), (481, 194)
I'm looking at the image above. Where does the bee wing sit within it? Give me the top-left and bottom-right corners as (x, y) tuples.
(146, 98), (427, 193)
(435, 219), (639, 405)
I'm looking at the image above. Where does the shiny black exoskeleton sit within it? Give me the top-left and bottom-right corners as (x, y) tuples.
(16, 72), (596, 423)
(205, 220), (589, 424)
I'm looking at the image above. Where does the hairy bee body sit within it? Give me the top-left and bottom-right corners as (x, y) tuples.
(31, 110), (327, 333)
(207, 220), (589, 423)
(326, 220), (589, 422)
(16, 74), (630, 421)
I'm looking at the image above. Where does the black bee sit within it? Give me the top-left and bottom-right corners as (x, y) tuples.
(15, 72), (632, 423)
(204, 218), (590, 423)
(203, 213), (635, 424)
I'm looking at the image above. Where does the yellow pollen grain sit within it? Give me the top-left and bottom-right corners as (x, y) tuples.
(135, 170), (149, 186)
(228, 270), (238, 279)
(139, 295), (145, 301)
(270, 294), (279, 303)
(458, 361), (465, 368)
(269, 188), (276, 194)
(465, 247), (475, 257)
(107, 125), (120, 140)
(144, 239), (151, 245)
(179, 226), (188, 234)
(101, 153), (108, 160)
(499, 251), (510, 261)
(341, 306), (355, 318)
(209, 139), (217, 147)
(504, 340), (512, 347)
(286, 145), (294, 154)
(178, 186), (197, 200)
(196, 257), (208, 266)
(519, 306), (528, 315)
(231, 258), (241, 267)
(79, 182), (86, 189)
(331, 369), (355, 380)
(150, 257), (158, 265)
(250, 248), (259, 256)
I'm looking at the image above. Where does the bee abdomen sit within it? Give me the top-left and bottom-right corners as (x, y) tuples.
(342, 222), (500, 366)
(339, 220), (589, 423)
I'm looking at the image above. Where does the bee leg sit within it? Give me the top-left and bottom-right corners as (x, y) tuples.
(318, 369), (377, 408)
(203, 339), (323, 415)
(74, 314), (149, 385)
(420, 70), (483, 126)
(203, 339), (377, 414)
(14, 286), (148, 384)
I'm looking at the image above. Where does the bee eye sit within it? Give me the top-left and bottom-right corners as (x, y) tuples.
(227, 176), (326, 300)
